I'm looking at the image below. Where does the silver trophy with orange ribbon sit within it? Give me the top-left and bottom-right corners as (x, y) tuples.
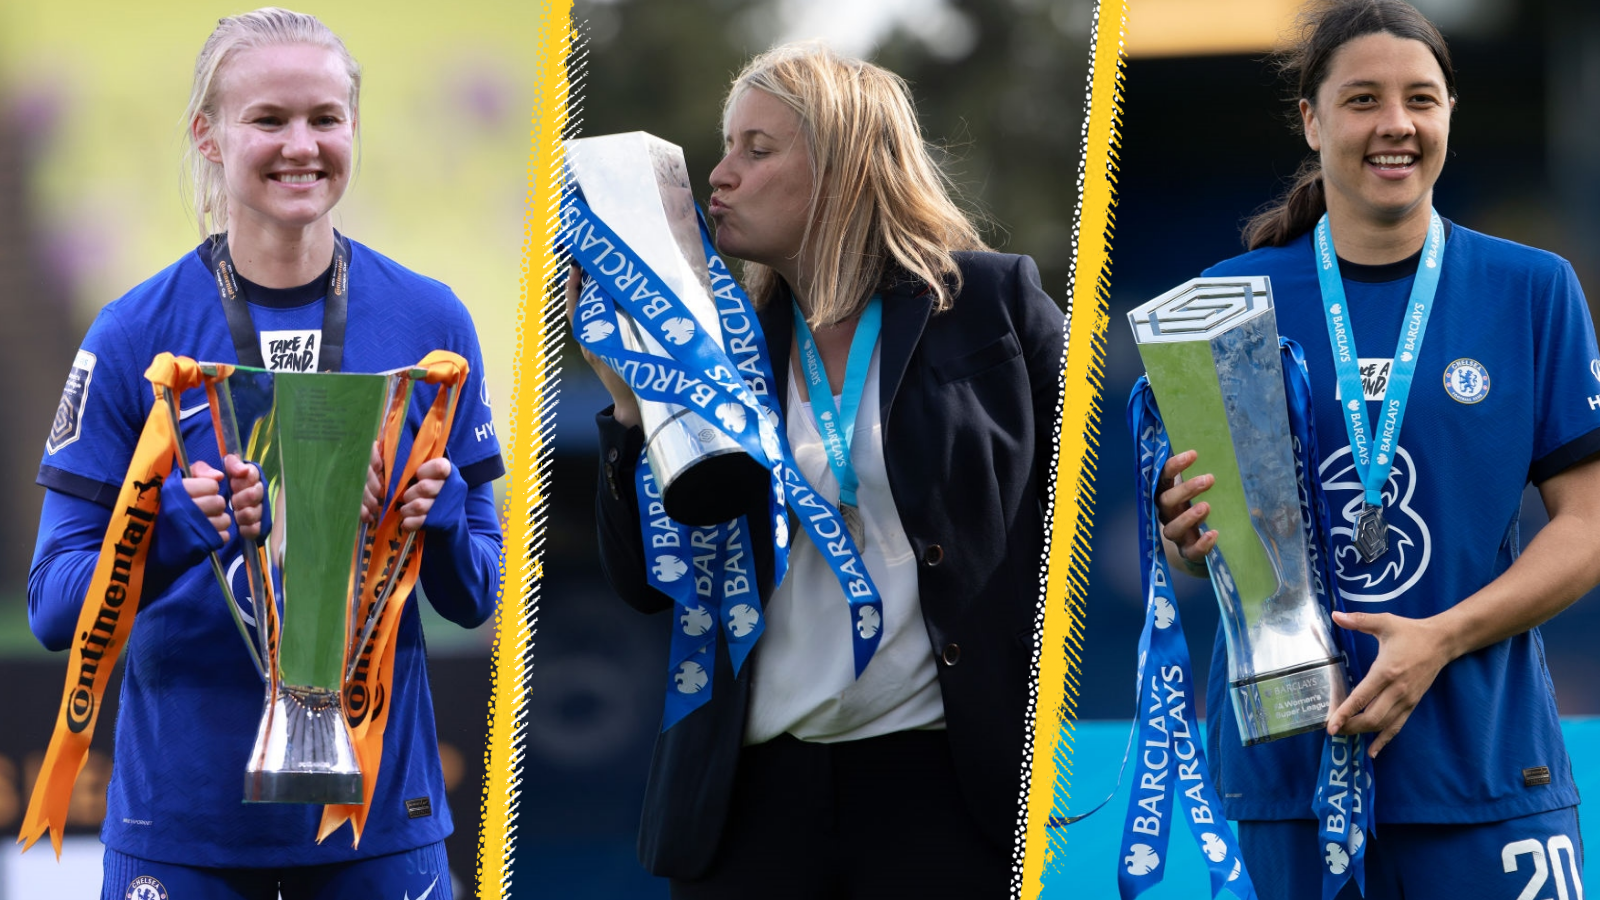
(163, 356), (465, 803)
(563, 132), (768, 525)
(1129, 277), (1347, 744)
(18, 353), (466, 856)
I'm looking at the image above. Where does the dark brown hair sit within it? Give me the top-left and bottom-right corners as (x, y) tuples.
(1242, 0), (1457, 250)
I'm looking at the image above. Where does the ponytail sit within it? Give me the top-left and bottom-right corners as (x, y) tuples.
(1242, 158), (1326, 250)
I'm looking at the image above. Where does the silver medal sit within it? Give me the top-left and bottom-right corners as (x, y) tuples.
(841, 503), (866, 549)
(1352, 503), (1388, 563)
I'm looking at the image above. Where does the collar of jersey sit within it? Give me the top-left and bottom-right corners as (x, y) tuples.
(189, 243), (334, 309)
(1332, 217), (1454, 284)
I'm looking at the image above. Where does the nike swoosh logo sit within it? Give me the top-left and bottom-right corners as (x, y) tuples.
(404, 876), (439, 900)
(179, 404), (209, 420)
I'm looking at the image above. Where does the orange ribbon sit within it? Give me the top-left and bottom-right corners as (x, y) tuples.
(19, 353), (208, 858)
(318, 350), (469, 847)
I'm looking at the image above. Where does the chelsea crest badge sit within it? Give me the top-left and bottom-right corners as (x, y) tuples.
(1443, 358), (1490, 404)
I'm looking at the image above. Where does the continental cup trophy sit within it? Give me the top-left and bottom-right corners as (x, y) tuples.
(563, 132), (769, 526)
(161, 364), (428, 802)
(1129, 276), (1347, 744)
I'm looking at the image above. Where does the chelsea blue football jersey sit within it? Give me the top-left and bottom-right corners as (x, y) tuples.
(1201, 223), (1600, 824)
(36, 240), (504, 865)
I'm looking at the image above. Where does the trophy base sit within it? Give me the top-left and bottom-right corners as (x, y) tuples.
(1230, 658), (1348, 746)
(244, 770), (364, 805)
(661, 448), (771, 527)
(244, 685), (364, 804)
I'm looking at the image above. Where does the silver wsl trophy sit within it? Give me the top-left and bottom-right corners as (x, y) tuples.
(160, 364), (428, 802)
(564, 132), (768, 525)
(1129, 277), (1347, 744)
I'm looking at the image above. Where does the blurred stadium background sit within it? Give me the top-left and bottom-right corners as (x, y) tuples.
(1, 0), (1597, 898)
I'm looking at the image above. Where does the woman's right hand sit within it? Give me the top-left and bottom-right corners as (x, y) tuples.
(224, 455), (265, 541)
(1157, 449), (1218, 575)
(566, 262), (642, 428)
(183, 460), (233, 544)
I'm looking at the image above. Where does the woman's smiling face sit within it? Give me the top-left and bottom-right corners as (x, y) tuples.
(195, 42), (355, 238)
(1301, 31), (1453, 232)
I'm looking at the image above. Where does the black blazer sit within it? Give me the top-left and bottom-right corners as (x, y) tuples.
(593, 251), (1066, 879)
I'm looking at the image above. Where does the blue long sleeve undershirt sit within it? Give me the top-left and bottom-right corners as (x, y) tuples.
(28, 478), (503, 652)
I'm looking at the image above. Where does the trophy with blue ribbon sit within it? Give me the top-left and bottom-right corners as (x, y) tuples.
(563, 132), (771, 526)
(1128, 276), (1347, 744)
(561, 132), (887, 732)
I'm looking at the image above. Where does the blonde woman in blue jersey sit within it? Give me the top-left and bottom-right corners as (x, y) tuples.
(1158, 1), (1600, 898)
(27, 9), (503, 899)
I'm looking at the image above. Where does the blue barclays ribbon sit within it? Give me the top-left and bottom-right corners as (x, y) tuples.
(697, 219), (791, 598)
(1123, 382), (1258, 900)
(636, 464), (720, 723)
(559, 191), (885, 730)
(1282, 339), (1374, 900)
(793, 295), (883, 512)
(1314, 211), (1444, 508)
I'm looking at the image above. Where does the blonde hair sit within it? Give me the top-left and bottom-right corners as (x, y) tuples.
(724, 42), (987, 326)
(183, 7), (361, 237)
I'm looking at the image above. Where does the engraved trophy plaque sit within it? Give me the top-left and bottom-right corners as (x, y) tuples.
(1129, 277), (1348, 744)
(564, 132), (769, 526)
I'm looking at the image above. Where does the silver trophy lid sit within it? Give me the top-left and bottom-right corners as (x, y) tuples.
(1129, 276), (1274, 344)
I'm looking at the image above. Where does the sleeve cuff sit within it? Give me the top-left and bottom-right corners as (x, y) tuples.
(1530, 425), (1600, 484)
(596, 406), (646, 502)
(154, 472), (227, 572)
(422, 465), (470, 532)
(38, 464), (121, 509)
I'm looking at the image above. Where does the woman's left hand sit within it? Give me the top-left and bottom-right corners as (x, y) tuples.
(1326, 609), (1454, 758)
(359, 445), (450, 533)
(396, 458), (453, 533)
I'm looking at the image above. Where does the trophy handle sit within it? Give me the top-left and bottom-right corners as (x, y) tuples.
(160, 383), (266, 681)
(206, 373), (281, 681)
(345, 370), (408, 660)
(344, 530), (418, 686)
(342, 373), (453, 683)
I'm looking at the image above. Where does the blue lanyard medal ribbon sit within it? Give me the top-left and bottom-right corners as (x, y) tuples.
(1309, 211), (1442, 898)
(559, 192), (885, 729)
(1123, 383), (1258, 900)
(792, 295), (883, 547)
(1313, 210), (1444, 563)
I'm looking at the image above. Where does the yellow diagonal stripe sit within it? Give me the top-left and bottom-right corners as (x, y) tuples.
(1019, 0), (1127, 895)
(479, 3), (572, 897)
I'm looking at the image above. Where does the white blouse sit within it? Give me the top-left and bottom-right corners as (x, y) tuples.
(744, 345), (946, 745)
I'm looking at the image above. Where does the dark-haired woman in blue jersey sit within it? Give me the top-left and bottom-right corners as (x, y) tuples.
(1159, 1), (1600, 898)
